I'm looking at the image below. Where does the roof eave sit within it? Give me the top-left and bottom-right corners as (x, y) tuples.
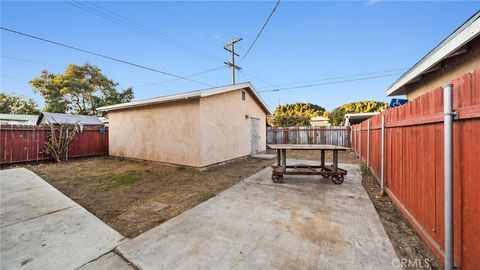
(386, 12), (480, 97)
(97, 92), (202, 112)
(98, 82), (272, 115)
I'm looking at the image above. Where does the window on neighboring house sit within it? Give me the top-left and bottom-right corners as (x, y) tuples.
(242, 91), (246, 101)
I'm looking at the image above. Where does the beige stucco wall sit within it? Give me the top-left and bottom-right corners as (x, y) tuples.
(107, 88), (268, 168)
(198, 89), (267, 167)
(406, 36), (480, 100)
(107, 99), (202, 167)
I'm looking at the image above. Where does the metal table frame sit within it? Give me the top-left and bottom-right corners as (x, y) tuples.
(268, 144), (348, 185)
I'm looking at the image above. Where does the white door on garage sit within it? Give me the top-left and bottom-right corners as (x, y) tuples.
(250, 118), (260, 154)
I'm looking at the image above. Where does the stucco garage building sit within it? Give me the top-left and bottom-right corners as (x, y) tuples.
(98, 83), (270, 168)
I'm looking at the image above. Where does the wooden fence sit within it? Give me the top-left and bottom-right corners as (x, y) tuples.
(267, 126), (351, 147)
(352, 70), (480, 270)
(1, 124), (108, 165)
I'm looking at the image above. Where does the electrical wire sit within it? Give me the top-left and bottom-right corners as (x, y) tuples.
(1, 27), (214, 87)
(65, 1), (223, 63)
(258, 73), (403, 93)
(134, 65), (225, 87)
(240, 70), (280, 89)
(1, 55), (47, 65)
(256, 68), (408, 89)
(174, 1), (232, 45)
(240, 0), (280, 63)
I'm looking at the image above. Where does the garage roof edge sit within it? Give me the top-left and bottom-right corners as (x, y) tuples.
(98, 82), (271, 114)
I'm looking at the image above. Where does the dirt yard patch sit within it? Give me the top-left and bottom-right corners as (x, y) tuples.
(362, 170), (442, 269)
(24, 156), (273, 238)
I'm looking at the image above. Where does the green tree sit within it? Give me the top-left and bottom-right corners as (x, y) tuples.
(0, 93), (40, 114)
(268, 102), (327, 127)
(329, 101), (388, 125)
(30, 63), (134, 115)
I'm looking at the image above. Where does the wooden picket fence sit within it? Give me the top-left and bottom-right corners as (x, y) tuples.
(267, 126), (351, 147)
(1, 124), (108, 165)
(352, 69), (480, 270)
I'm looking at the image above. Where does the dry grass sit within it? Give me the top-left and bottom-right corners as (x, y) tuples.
(25, 156), (273, 238)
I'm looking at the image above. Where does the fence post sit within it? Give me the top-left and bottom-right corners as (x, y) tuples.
(359, 125), (362, 159)
(349, 126), (352, 148)
(367, 119), (370, 165)
(381, 114), (385, 195)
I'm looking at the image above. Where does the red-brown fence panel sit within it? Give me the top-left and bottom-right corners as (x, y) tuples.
(351, 69), (480, 270)
(1, 124), (108, 165)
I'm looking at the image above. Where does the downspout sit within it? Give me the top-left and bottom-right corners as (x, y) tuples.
(443, 82), (454, 270)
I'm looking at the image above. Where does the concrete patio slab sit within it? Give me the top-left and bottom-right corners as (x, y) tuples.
(251, 153), (276, 160)
(77, 252), (134, 270)
(0, 168), (125, 270)
(117, 160), (398, 269)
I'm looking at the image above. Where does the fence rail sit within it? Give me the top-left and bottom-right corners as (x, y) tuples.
(352, 69), (480, 270)
(267, 126), (351, 147)
(1, 124), (108, 165)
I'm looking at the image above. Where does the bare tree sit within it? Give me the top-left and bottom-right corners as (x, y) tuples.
(43, 123), (78, 162)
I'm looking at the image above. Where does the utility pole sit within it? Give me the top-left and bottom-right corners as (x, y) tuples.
(223, 37), (242, 84)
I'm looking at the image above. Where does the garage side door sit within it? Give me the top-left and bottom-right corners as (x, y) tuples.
(251, 118), (260, 154)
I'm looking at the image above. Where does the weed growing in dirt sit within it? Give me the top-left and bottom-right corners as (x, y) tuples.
(96, 174), (139, 191)
(196, 192), (215, 203)
(360, 163), (372, 177)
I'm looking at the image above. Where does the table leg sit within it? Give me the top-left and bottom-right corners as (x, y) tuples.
(282, 149), (287, 172)
(333, 150), (338, 172)
(321, 149), (325, 167)
(276, 149), (281, 166)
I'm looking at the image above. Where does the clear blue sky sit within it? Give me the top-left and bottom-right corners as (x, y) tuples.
(1, 1), (479, 111)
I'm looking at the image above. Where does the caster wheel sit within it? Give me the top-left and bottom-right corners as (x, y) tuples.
(331, 175), (344, 185)
(272, 174), (284, 183)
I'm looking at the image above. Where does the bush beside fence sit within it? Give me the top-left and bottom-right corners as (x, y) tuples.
(1, 124), (108, 165)
(352, 69), (480, 270)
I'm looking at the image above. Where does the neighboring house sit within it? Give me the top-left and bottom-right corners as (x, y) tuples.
(37, 112), (104, 128)
(344, 112), (379, 126)
(309, 116), (330, 127)
(98, 83), (270, 169)
(0, 114), (38, 125)
(387, 11), (480, 99)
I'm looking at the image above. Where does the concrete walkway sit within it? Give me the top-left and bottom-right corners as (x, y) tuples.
(0, 168), (129, 270)
(117, 160), (398, 269)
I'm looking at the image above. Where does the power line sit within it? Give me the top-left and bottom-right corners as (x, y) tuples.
(65, 1), (222, 63)
(1, 55), (47, 65)
(256, 68), (408, 89)
(174, 1), (231, 45)
(240, 70), (280, 89)
(240, 0), (280, 63)
(1, 27), (214, 87)
(134, 65), (225, 87)
(258, 73), (403, 93)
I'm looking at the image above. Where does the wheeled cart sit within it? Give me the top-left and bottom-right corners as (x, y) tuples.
(268, 144), (348, 185)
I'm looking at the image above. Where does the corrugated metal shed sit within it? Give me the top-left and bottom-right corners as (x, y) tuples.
(0, 114), (38, 125)
(36, 112), (103, 126)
